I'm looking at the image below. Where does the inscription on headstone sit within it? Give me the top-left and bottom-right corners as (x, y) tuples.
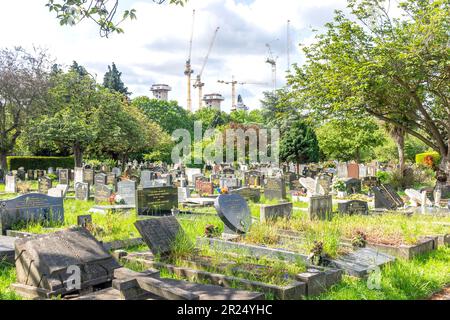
(214, 194), (251, 235)
(58, 169), (69, 185)
(75, 182), (90, 201)
(338, 200), (369, 215)
(117, 180), (136, 206)
(94, 184), (113, 203)
(264, 178), (286, 200)
(136, 187), (178, 216)
(38, 176), (53, 194)
(308, 195), (333, 220)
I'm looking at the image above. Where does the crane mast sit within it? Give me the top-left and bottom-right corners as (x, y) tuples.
(184, 10), (195, 112)
(218, 76), (267, 111)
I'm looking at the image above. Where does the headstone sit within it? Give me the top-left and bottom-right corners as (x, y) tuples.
(14, 228), (119, 296)
(112, 167), (121, 177)
(38, 176), (52, 194)
(263, 177), (286, 200)
(260, 202), (292, 222)
(48, 188), (63, 198)
(359, 165), (367, 178)
(338, 200), (369, 215)
(185, 168), (201, 186)
(134, 216), (185, 256)
(317, 174), (332, 195)
(27, 169), (35, 181)
(373, 184), (404, 210)
(58, 169), (69, 185)
(136, 187), (178, 216)
(219, 177), (240, 190)
(35, 169), (45, 179)
(95, 173), (107, 186)
(405, 189), (432, 207)
(361, 176), (379, 189)
(77, 215), (92, 228)
(75, 182), (90, 201)
(56, 184), (69, 197)
(347, 163), (360, 179)
(344, 178), (361, 194)
(214, 194), (251, 235)
(337, 163), (348, 178)
(5, 174), (17, 193)
(94, 184), (113, 203)
(16, 168), (26, 181)
(0, 193), (64, 234)
(177, 187), (190, 203)
(299, 177), (324, 196)
(83, 169), (94, 185)
(230, 187), (261, 202)
(74, 167), (84, 184)
(140, 170), (153, 188)
(308, 195), (333, 220)
(117, 180), (136, 206)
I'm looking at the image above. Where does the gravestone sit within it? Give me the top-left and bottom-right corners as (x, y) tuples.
(27, 169), (35, 181)
(38, 176), (53, 194)
(95, 173), (107, 186)
(134, 216), (185, 256)
(5, 174), (17, 193)
(347, 163), (360, 179)
(48, 167), (54, 175)
(361, 176), (379, 189)
(74, 167), (84, 184)
(83, 169), (94, 185)
(0, 193), (64, 234)
(35, 170), (45, 179)
(48, 188), (63, 198)
(136, 187), (178, 216)
(219, 177), (240, 190)
(75, 182), (90, 201)
(117, 180), (136, 206)
(56, 184), (69, 197)
(344, 178), (361, 194)
(230, 187), (261, 202)
(58, 169), (69, 185)
(17, 168), (26, 181)
(77, 215), (92, 228)
(264, 177), (286, 200)
(177, 187), (190, 203)
(337, 163), (348, 179)
(308, 195), (333, 220)
(317, 174), (332, 195)
(260, 202), (293, 222)
(112, 167), (122, 177)
(359, 165), (367, 178)
(299, 177), (325, 196)
(140, 170), (154, 188)
(338, 200), (369, 215)
(94, 184), (113, 203)
(373, 184), (403, 210)
(198, 181), (214, 196)
(214, 194), (251, 235)
(185, 168), (201, 186)
(14, 228), (120, 297)
(405, 189), (432, 207)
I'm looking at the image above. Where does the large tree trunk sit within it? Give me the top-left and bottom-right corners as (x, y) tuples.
(0, 152), (7, 172)
(73, 142), (83, 167)
(386, 124), (406, 177)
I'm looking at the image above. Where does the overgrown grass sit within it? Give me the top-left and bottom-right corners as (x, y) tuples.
(0, 261), (21, 300)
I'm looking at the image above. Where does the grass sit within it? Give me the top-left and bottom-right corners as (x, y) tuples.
(0, 261), (21, 300)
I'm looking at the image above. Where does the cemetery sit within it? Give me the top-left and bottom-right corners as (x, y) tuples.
(0, 0), (449, 304)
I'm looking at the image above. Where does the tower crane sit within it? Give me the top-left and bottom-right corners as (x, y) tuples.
(184, 10), (196, 112)
(218, 76), (268, 111)
(193, 26), (220, 110)
(265, 43), (278, 90)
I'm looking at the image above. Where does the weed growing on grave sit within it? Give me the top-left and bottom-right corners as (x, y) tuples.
(0, 260), (21, 300)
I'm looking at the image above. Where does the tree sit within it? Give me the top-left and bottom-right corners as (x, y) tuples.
(103, 62), (130, 96)
(70, 60), (88, 77)
(46, 0), (186, 37)
(31, 70), (99, 167)
(0, 47), (51, 170)
(289, 0), (449, 178)
(315, 118), (385, 162)
(384, 123), (406, 174)
(280, 120), (320, 166)
(132, 96), (193, 134)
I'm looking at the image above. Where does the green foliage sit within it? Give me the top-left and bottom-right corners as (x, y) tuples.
(103, 62), (130, 96)
(7, 156), (74, 170)
(416, 152), (441, 166)
(316, 118), (385, 162)
(376, 171), (391, 184)
(280, 121), (320, 163)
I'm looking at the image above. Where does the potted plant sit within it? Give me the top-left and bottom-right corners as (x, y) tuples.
(333, 180), (347, 198)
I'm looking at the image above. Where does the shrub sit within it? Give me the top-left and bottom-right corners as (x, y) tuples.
(7, 156), (74, 171)
(415, 152), (441, 167)
(376, 171), (391, 184)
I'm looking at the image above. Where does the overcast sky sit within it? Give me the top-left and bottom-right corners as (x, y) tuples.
(0, 0), (349, 112)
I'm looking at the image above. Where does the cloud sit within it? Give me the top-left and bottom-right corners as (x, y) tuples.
(0, 0), (348, 112)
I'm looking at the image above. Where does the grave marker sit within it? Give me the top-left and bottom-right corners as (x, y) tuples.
(75, 182), (90, 201)
(38, 176), (52, 194)
(94, 184), (113, 203)
(5, 175), (17, 193)
(264, 177), (286, 200)
(117, 180), (136, 206)
(136, 187), (178, 216)
(58, 169), (69, 185)
(338, 200), (369, 215)
(308, 195), (333, 220)
(214, 194), (251, 235)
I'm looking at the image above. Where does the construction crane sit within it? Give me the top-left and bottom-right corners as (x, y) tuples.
(184, 9), (196, 112)
(193, 26), (220, 110)
(265, 43), (278, 90)
(287, 20), (291, 73)
(218, 76), (268, 111)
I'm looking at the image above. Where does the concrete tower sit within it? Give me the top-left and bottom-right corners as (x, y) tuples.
(203, 93), (224, 111)
(150, 84), (172, 101)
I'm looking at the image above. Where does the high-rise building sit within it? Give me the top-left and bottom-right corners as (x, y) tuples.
(150, 84), (172, 101)
(203, 93), (224, 111)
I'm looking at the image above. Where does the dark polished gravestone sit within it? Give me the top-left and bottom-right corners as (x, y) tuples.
(38, 176), (53, 194)
(344, 178), (361, 194)
(230, 187), (261, 202)
(214, 194), (252, 235)
(58, 169), (69, 185)
(13, 228), (120, 298)
(373, 184), (404, 210)
(117, 180), (136, 206)
(94, 184), (113, 203)
(338, 200), (369, 215)
(75, 182), (90, 201)
(0, 193), (64, 235)
(134, 216), (186, 256)
(263, 177), (286, 200)
(136, 187), (178, 216)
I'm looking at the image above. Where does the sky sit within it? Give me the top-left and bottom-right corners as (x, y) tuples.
(0, 0), (349, 112)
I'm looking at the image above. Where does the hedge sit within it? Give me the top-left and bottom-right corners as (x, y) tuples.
(7, 156), (75, 171)
(415, 152), (441, 166)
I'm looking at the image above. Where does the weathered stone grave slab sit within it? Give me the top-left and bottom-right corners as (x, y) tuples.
(260, 202), (293, 222)
(95, 173), (107, 186)
(95, 184), (113, 203)
(214, 194), (252, 235)
(134, 216), (185, 256)
(136, 187), (178, 216)
(264, 177), (286, 200)
(75, 182), (90, 201)
(344, 178), (361, 194)
(83, 169), (94, 185)
(38, 176), (53, 194)
(0, 235), (16, 263)
(338, 200), (369, 215)
(48, 188), (64, 198)
(59, 169), (69, 185)
(373, 184), (404, 210)
(308, 195), (333, 220)
(13, 228), (120, 298)
(5, 174), (17, 193)
(347, 163), (360, 179)
(0, 193), (64, 235)
(177, 187), (190, 203)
